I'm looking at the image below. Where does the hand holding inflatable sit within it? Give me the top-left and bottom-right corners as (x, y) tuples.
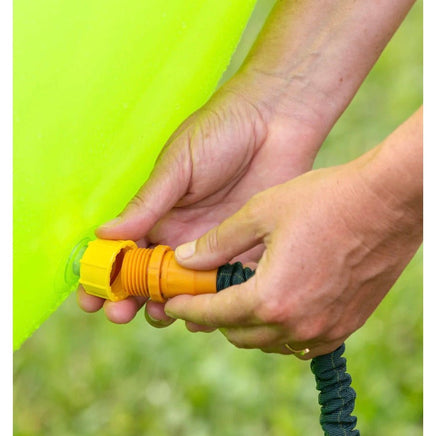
(78, 77), (321, 324)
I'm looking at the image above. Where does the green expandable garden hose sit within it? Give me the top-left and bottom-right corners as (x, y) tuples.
(217, 262), (359, 436)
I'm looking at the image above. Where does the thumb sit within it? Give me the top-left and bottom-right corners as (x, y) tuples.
(96, 139), (192, 241)
(175, 196), (267, 270)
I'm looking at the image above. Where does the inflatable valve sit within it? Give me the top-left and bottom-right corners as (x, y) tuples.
(79, 239), (218, 302)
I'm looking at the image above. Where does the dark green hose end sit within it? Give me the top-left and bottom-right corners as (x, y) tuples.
(311, 343), (359, 435)
(216, 262), (255, 291)
(216, 262), (359, 436)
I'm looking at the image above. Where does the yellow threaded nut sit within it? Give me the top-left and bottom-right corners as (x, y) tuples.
(79, 239), (137, 301)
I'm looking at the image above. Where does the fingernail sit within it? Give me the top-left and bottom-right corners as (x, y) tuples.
(175, 240), (196, 260)
(147, 312), (160, 323)
(100, 217), (122, 228)
(164, 308), (176, 319)
(145, 311), (174, 328)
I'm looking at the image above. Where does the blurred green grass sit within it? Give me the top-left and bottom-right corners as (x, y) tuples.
(13, 2), (423, 435)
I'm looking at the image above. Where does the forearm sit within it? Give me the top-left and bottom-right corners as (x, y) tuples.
(226, 0), (416, 151)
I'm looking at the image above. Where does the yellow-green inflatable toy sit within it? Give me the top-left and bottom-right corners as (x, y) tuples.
(14, 0), (256, 350)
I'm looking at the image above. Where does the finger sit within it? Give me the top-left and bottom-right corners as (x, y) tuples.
(144, 300), (176, 328)
(164, 284), (259, 328)
(103, 296), (146, 324)
(220, 325), (285, 350)
(185, 321), (216, 333)
(174, 196), (267, 270)
(259, 345), (307, 357)
(77, 285), (104, 313)
(96, 139), (192, 241)
(261, 338), (348, 361)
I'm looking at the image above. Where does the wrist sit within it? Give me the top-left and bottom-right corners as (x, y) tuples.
(226, 68), (330, 130)
(222, 70), (329, 160)
(223, 0), (415, 156)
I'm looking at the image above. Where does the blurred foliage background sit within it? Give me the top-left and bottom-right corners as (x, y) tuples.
(13, 1), (423, 435)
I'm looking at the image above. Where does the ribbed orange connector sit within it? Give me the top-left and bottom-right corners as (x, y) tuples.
(120, 245), (218, 302)
(79, 239), (218, 302)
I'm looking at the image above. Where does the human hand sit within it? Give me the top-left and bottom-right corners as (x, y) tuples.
(77, 74), (324, 326)
(163, 109), (423, 359)
(78, 0), (418, 330)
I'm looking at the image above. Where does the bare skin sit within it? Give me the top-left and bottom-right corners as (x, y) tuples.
(167, 108), (422, 359)
(77, 0), (421, 357)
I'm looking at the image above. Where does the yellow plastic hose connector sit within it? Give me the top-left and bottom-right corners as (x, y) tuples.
(79, 239), (218, 302)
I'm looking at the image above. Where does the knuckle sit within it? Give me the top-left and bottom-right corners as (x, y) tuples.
(243, 196), (263, 227)
(222, 329), (251, 350)
(204, 227), (222, 254)
(127, 188), (161, 223)
(242, 194), (270, 240)
(252, 292), (337, 346)
(128, 192), (146, 210)
(292, 324), (316, 344)
(255, 297), (290, 325)
(292, 316), (331, 344)
(228, 337), (251, 350)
